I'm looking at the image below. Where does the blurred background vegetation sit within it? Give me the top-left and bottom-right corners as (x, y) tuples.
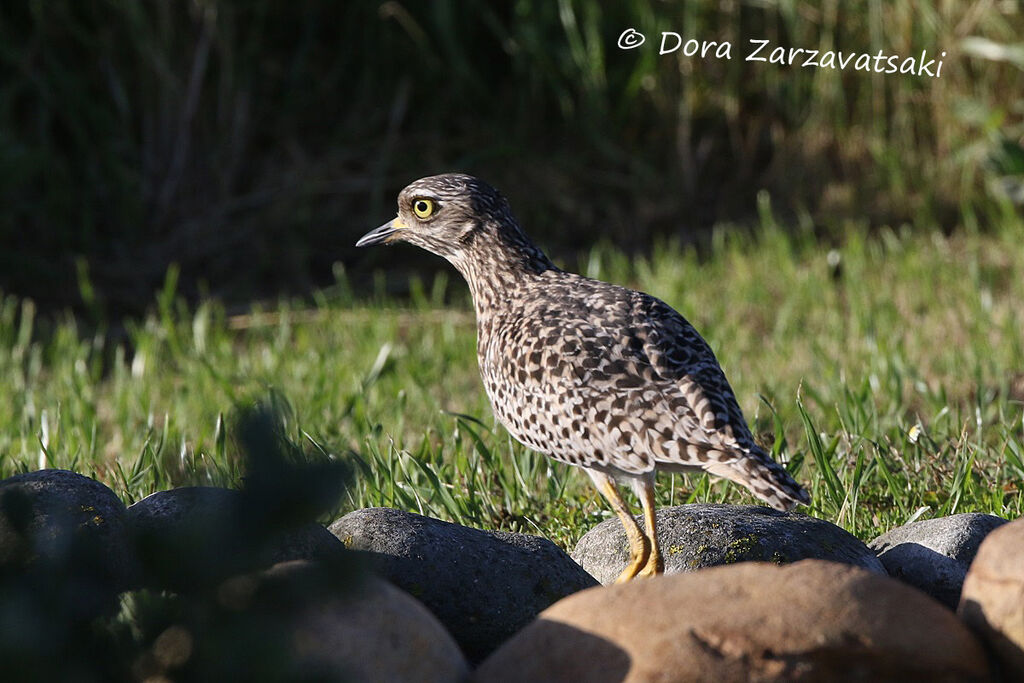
(0, 0), (1022, 315)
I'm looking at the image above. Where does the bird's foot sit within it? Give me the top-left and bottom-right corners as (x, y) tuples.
(636, 549), (664, 578)
(614, 555), (647, 583)
(614, 538), (651, 583)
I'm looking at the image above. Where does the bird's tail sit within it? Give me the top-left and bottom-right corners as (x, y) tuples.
(705, 448), (810, 511)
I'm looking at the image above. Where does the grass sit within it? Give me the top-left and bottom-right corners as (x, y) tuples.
(2, 212), (1023, 549)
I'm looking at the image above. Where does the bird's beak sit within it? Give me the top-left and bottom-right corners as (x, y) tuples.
(356, 218), (405, 247)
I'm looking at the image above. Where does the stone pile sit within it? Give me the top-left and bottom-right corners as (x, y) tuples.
(0, 468), (1020, 680)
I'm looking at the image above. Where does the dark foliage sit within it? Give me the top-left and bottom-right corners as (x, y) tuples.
(0, 403), (357, 682)
(0, 1), (1020, 314)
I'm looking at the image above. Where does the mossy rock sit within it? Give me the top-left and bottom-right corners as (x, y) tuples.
(572, 503), (884, 585)
(0, 469), (138, 619)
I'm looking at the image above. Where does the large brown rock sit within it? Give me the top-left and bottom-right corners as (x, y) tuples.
(476, 559), (991, 682)
(959, 518), (1024, 677)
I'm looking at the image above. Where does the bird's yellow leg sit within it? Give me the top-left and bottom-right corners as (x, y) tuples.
(636, 477), (663, 577)
(589, 471), (649, 583)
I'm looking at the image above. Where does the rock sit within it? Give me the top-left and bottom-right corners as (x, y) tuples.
(869, 512), (1007, 608)
(131, 560), (468, 682)
(0, 469), (137, 617)
(257, 561), (468, 682)
(128, 486), (345, 592)
(572, 503), (884, 584)
(959, 518), (1024, 676)
(476, 559), (992, 682)
(329, 507), (598, 663)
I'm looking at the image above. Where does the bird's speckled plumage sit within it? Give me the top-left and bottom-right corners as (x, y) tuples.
(358, 173), (809, 579)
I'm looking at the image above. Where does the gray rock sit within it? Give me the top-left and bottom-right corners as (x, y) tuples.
(258, 561), (469, 682)
(0, 469), (138, 617)
(328, 507), (599, 663)
(870, 512), (1008, 608)
(128, 486), (345, 592)
(572, 503), (885, 584)
(128, 560), (466, 682)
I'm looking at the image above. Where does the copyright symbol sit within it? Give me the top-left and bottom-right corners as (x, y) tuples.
(617, 28), (645, 50)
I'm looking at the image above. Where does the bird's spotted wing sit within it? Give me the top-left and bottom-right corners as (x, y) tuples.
(626, 291), (758, 451)
(622, 290), (809, 509)
(481, 276), (751, 469)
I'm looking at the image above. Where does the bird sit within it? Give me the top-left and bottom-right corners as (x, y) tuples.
(357, 173), (810, 582)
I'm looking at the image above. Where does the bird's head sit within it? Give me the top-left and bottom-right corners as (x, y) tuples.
(356, 174), (515, 260)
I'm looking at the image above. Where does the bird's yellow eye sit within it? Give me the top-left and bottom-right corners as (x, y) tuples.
(412, 198), (435, 219)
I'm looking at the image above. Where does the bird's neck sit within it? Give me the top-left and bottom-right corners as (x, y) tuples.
(448, 227), (556, 314)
